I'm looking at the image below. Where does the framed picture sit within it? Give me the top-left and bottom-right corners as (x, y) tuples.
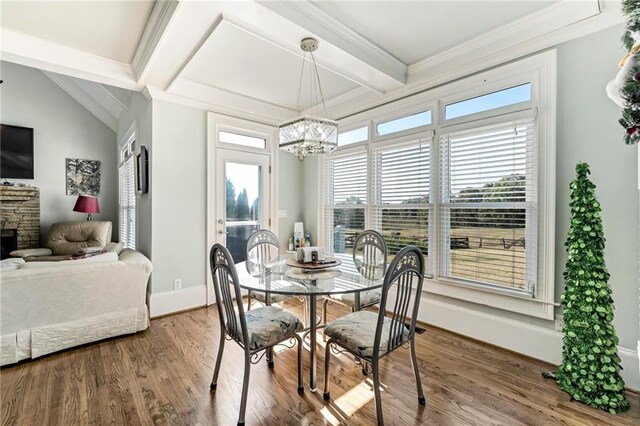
(135, 145), (148, 194)
(66, 158), (101, 196)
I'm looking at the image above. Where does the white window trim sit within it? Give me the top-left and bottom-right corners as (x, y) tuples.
(320, 50), (556, 320)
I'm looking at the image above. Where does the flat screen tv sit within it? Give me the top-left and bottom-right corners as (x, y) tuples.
(1, 124), (34, 179)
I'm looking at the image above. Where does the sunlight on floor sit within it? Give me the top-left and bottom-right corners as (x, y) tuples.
(320, 378), (387, 425)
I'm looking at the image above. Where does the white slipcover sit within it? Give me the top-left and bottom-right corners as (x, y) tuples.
(0, 249), (152, 365)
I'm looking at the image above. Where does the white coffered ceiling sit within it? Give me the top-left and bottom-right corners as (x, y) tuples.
(1, 0), (154, 63)
(0, 0), (624, 126)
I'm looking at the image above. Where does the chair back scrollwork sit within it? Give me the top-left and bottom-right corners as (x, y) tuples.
(210, 244), (249, 347)
(373, 246), (424, 357)
(245, 229), (280, 277)
(353, 230), (388, 280)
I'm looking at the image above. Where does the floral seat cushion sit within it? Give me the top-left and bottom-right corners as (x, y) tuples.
(324, 310), (409, 358)
(228, 306), (303, 351)
(330, 289), (381, 309)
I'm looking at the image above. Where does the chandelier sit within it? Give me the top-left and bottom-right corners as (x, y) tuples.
(279, 38), (338, 160)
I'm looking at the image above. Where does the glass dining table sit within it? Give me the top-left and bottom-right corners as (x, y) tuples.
(236, 254), (384, 392)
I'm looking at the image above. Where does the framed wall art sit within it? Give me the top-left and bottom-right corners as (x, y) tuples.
(66, 158), (101, 196)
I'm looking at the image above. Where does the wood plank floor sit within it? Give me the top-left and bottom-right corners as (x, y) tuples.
(1, 300), (639, 425)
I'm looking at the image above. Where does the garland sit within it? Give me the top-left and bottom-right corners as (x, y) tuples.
(619, 0), (640, 144)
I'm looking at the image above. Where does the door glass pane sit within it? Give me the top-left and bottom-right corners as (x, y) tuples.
(225, 162), (261, 263)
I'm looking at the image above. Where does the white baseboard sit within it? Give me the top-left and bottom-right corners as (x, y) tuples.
(149, 285), (207, 318)
(419, 296), (640, 391)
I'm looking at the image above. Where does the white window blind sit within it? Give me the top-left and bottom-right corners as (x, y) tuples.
(372, 139), (431, 273)
(325, 152), (368, 254)
(439, 117), (537, 292)
(119, 156), (136, 249)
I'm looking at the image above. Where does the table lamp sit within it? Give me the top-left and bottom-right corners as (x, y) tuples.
(73, 195), (100, 221)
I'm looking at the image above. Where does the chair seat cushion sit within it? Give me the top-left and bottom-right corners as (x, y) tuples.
(324, 310), (409, 358)
(228, 306), (303, 351)
(330, 289), (381, 309)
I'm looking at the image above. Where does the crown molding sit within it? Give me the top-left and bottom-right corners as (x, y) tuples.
(131, 0), (180, 82)
(408, 0), (601, 77)
(42, 71), (119, 131)
(147, 78), (295, 126)
(0, 28), (141, 91)
(257, 0), (407, 85)
(326, 0), (622, 120)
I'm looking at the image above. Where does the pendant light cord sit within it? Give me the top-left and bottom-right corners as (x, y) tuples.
(295, 52), (307, 113)
(310, 51), (328, 115)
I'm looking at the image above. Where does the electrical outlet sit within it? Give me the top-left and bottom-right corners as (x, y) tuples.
(554, 314), (564, 331)
(173, 279), (182, 290)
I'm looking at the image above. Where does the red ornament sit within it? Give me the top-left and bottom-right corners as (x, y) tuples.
(626, 126), (637, 135)
(634, 71), (640, 82)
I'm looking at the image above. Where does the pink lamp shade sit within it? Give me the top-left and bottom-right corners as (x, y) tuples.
(73, 195), (100, 220)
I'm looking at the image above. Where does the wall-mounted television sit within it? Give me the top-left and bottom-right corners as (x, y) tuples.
(1, 124), (34, 179)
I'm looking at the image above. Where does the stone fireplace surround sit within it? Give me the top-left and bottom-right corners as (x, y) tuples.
(0, 186), (40, 257)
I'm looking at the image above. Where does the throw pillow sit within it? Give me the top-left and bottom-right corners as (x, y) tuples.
(105, 242), (124, 255)
(79, 246), (105, 254)
(20, 252), (119, 269)
(9, 248), (53, 258)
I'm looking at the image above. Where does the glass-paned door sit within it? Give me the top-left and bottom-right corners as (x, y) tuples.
(215, 149), (270, 263)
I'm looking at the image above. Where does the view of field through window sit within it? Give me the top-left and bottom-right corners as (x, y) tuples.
(328, 85), (534, 291)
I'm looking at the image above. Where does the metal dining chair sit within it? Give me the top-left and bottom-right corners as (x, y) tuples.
(209, 244), (304, 426)
(323, 246), (426, 425)
(245, 229), (300, 311)
(322, 230), (388, 325)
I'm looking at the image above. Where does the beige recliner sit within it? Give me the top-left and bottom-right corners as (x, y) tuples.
(10, 221), (112, 261)
(47, 221), (112, 255)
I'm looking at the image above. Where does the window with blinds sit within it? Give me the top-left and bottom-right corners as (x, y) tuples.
(119, 156), (136, 249)
(372, 139), (431, 273)
(325, 152), (367, 254)
(439, 117), (537, 293)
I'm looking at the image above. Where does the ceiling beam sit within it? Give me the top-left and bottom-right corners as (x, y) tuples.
(325, 0), (620, 120)
(131, 0), (180, 82)
(257, 0), (407, 87)
(1, 28), (141, 91)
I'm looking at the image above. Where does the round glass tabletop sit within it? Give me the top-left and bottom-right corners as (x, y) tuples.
(236, 255), (385, 296)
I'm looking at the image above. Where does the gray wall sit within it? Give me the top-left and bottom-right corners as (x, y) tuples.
(150, 100), (207, 293)
(0, 61), (117, 244)
(555, 25), (639, 349)
(277, 151), (304, 247)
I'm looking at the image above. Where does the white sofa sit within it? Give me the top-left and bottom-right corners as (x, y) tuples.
(0, 249), (152, 366)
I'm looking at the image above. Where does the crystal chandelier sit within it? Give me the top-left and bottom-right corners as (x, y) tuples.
(279, 38), (338, 160)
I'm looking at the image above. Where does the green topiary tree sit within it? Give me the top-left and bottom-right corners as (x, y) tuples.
(556, 163), (629, 414)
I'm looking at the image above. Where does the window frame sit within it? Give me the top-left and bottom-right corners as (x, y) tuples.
(320, 51), (556, 319)
(118, 124), (137, 250)
(371, 132), (435, 276)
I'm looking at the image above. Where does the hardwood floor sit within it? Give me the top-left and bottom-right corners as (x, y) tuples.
(1, 300), (639, 425)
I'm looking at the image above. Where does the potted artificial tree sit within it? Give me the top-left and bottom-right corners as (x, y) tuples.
(556, 163), (628, 414)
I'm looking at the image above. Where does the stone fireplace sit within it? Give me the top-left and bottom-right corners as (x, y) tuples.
(0, 186), (40, 258)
